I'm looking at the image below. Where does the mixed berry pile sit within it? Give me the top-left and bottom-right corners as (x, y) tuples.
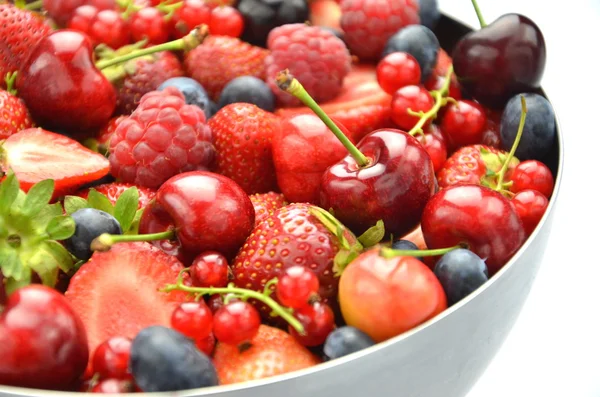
(0, 0), (556, 393)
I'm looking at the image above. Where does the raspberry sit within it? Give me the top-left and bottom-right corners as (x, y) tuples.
(265, 23), (351, 106)
(108, 87), (215, 189)
(340, 0), (420, 61)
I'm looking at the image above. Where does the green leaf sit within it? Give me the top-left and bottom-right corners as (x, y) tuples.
(333, 249), (360, 276)
(87, 189), (115, 215)
(113, 187), (139, 232)
(46, 215), (76, 240)
(0, 171), (20, 214)
(26, 240), (74, 286)
(357, 220), (385, 248)
(4, 272), (32, 295)
(40, 240), (75, 274)
(35, 202), (64, 229)
(64, 196), (89, 215)
(22, 179), (55, 217)
(126, 208), (144, 235)
(0, 248), (22, 280)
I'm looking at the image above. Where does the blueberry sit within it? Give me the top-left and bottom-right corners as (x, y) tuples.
(207, 100), (219, 119)
(65, 208), (122, 261)
(382, 25), (440, 82)
(434, 249), (489, 306)
(391, 239), (423, 261)
(158, 77), (213, 118)
(417, 0), (441, 29)
(323, 326), (375, 361)
(130, 326), (219, 392)
(500, 93), (556, 161)
(218, 76), (275, 112)
(320, 26), (346, 44)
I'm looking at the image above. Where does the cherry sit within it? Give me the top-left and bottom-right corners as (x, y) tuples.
(276, 266), (320, 309)
(376, 52), (421, 95)
(0, 285), (88, 389)
(130, 7), (170, 45)
(440, 100), (487, 151)
(92, 336), (132, 380)
(170, 0), (211, 39)
(208, 5), (244, 37)
(512, 189), (548, 236)
(416, 124), (447, 173)
(190, 251), (230, 288)
(509, 160), (554, 198)
(289, 302), (335, 347)
(390, 85), (434, 131)
(213, 301), (261, 346)
(171, 301), (214, 341)
(91, 378), (136, 393)
(481, 109), (502, 149)
(90, 9), (131, 49)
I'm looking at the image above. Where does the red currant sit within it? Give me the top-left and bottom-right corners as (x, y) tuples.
(171, 301), (213, 340)
(130, 7), (169, 45)
(208, 6), (244, 38)
(390, 85), (434, 131)
(91, 379), (135, 393)
(213, 301), (261, 345)
(91, 336), (132, 380)
(195, 332), (216, 356)
(170, 0), (211, 39)
(417, 125), (447, 173)
(289, 302), (335, 347)
(511, 189), (548, 236)
(481, 110), (502, 149)
(441, 100), (487, 150)
(68, 5), (99, 33)
(190, 251), (230, 288)
(89, 9), (130, 49)
(376, 52), (421, 95)
(207, 294), (225, 313)
(509, 160), (554, 198)
(424, 73), (462, 100)
(276, 266), (320, 309)
(88, 0), (115, 10)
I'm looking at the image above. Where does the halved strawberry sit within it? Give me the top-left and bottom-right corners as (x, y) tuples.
(0, 128), (110, 198)
(65, 242), (192, 363)
(76, 182), (157, 210)
(276, 64), (393, 142)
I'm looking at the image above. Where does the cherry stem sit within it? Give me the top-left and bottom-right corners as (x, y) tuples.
(379, 244), (464, 259)
(95, 25), (209, 70)
(91, 229), (176, 252)
(162, 278), (305, 334)
(494, 95), (527, 191)
(275, 69), (369, 168)
(23, 0), (43, 10)
(407, 65), (454, 136)
(470, 0), (487, 28)
(4, 71), (18, 96)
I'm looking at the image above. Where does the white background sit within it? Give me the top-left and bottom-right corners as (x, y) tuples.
(436, 1), (600, 396)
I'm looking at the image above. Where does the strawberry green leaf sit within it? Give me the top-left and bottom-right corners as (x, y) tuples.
(22, 179), (55, 217)
(39, 240), (75, 274)
(4, 272), (31, 296)
(87, 189), (115, 215)
(0, 170), (20, 214)
(27, 242), (63, 287)
(46, 215), (76, 241)
(0, 249), (21, 280)
(114, 187), (139, 232)
(35, 202), (64, 229)
(357, 220), (385, 248)
(126, 208), (144, 235)
(64, 196), (89, 215)
(333, 249), (360, 277)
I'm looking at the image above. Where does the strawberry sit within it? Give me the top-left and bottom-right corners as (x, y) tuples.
(0, 128), (110, 198)
(65, 242), (192, 365)
(213, 325), (320, 385)
(95, 115), (126, 155)
(184, 36), (269, 100)
(249, 192), (287, 225)
(0, 88), (34, 140)
(275, 64), (393, 142)
(437, 144), (520, 190)
(0, 4), (52, 88)
(208, 103), (280, 194)
(76, 182), (157, 210)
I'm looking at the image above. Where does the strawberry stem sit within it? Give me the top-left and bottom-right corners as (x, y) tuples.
(494, 95), (527, 192)
(471, 0), (487, 28)
(91, 230), (176, 251)
(275, 69), (369, 168)
(4, 72), (18, 96)
(162, 278), (306, 334)
(407, 65), (454, 136)
(95, 25), (209, 70)
(379, 244), (464, 259)
(22, 0), (43, 10)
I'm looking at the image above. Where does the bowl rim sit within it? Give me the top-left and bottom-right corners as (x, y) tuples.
(0, 12), (565, 397)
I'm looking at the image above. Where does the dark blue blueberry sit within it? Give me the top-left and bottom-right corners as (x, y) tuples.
(391, 239), (423, 261)
(130, 326), (219, 392)
(207, 100), (219, 119)
(323, 326), (375, 361)
(500, 93), (556, 161)
(158, 77), (213, 118)
(417, 0), (440, 29)
(434, 249), (489, 306)
(218, 76), (275, 112)
(320, 26), (346, 44)
(382, 25), (440, 82)
(65, 208), (122, 261)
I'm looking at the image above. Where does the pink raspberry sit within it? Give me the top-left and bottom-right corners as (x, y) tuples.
(265, 23), (352, 106)
(108, 87), (215, 189)
(340, 0), (420, 61)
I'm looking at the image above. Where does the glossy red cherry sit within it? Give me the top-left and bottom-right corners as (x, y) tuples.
(512, 189), (548, 236)
(0, 285), (89, 389)
(509, 160), (554, 198)
(17, 30), (117, 133)
(416, 124), (447, 173)
(376, 52), (421, 95)
(421, 184), (526, 275)
(170, 0), (211, 39)
(208, 5), (244, 38)
(190, 251), (230, 288)
(440, 100), (487, 150)
(390, 85), (434, 131)
(92, 336), (132, 380)
(130, 7), (170, 45)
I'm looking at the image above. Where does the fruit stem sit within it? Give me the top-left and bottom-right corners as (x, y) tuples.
(407, 66), (454, 136)
(275, 69), (370, 168)
(162, 279), (306, 334)
(95, 25), (209, 70)
(470, 0), (487, 27)
(494, 95), (527, 191)
(22, 0), (43, 10)
(379, 244), (464, 259)
(91, 229), (176, 251)
(4, 72), (18, 96)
